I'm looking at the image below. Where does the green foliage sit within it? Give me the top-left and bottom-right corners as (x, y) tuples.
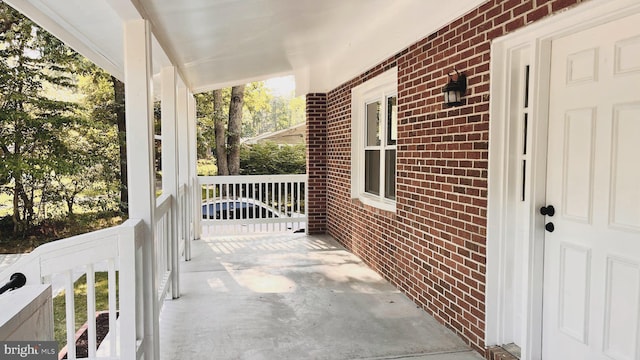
(240, 142), (306, 175)
(0, 210), (125, 254)
(44, 65), (121, 217)
(196, 82), (306, 161)
(195, 89), (229, 159)
(0, 4), (126, 232)
(197, 159), (217, 176)
(0, 2), (85, 230)
(242, 82), (272, 138)
(76, 61), (117, 125)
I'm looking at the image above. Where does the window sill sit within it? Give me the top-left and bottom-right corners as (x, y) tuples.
(355, 193), (396, 213)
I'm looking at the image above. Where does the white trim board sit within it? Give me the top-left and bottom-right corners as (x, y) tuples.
(485, 0), (640, 359)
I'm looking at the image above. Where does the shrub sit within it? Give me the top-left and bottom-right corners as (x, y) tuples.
(240, 142), (306, 175)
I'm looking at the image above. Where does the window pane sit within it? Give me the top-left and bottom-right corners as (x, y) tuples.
(365, 150), (380, 195)
(385, 150), (396, 200)
(366, 101), (381, 146)
(387, 96), (397, 145)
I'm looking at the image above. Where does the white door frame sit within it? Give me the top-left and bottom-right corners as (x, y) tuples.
(486, 1), (640, 359)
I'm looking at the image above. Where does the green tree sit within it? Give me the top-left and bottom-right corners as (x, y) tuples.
(47, 122), (107, 217)
(0, 2), (82, 232)
(226, 85), (245, 175)
(242, 82), (272, 138)
(288, 95), (305, 128)
(195, 81), (306, 176)
(213, 89), (228, 175)
(196, 83), (272, 160)
(196, 88), (228, 160)
(76, 63), (127, 212)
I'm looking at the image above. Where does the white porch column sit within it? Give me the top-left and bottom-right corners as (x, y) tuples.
(161, 66), (180, 298)
(188, 93), (201, 240)
(177, 86), (191, 260)
(123, 19), (159, 360)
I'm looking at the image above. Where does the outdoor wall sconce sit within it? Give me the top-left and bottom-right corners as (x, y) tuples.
(442, 69), (467, 107)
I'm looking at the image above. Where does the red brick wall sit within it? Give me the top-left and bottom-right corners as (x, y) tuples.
(315, 0), (589, 354)
(306, 93), (327, 234)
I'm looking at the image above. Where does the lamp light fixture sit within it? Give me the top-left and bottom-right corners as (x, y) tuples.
(442, 69), (467, 107)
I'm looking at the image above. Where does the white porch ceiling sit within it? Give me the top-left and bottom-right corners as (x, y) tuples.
(6, 0), (484, 94)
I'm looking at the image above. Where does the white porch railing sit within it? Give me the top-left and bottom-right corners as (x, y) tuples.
(154, 184), (191, 305)
(0, 219), (147, 360)
(0, 184), (193, 360)
(199, 174), (307, 234)
(155, 193), (173, 309)
(178, 184), (190, 260)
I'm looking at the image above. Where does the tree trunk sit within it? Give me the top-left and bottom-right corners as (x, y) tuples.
(12, 181), (21, 233)
(112, 76), (128, 212)
(213, 89), (229, 176)
(66, 198), (75, 218)
(227, 85), (245, 175)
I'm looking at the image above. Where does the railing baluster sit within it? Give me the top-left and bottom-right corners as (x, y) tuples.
(108, 259), (117, 357)
(285, 180), (289, 230)
(86, 265), (97, 358)
(300, 181), (304, 230)
(240, 183), (245, 226)
(297, 180), (300, 230)
(279, 181), (283, 232)
(251, 182), (256, 232)
(157, 219), (161, 291)
(258, 182), (262, 222)
(217, 183), (221, 224)
(64, 270), (76, 360)
(271, 181), (275, 225)
(166, 214), (171, 272)
(225, 183), (230, 222)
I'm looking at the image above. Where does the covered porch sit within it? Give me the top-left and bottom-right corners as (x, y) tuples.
(1, 218), (483, 360)
(158, 232), (482, 360)
(0, 0), (494, 359)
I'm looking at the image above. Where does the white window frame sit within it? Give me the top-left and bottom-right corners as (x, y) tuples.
(351, 68), (397, 212)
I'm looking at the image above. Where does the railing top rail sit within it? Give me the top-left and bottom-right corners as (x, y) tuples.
(199, 174), (307, 184)
(155, 193), (173, 219)
(0, 219), (144, 284)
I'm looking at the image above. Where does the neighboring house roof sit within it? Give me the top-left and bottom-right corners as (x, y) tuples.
(4, 0), (484, 95)
(243, 123), (305, 145)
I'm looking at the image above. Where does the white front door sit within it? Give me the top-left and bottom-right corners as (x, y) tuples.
(542, 13), (640, 359)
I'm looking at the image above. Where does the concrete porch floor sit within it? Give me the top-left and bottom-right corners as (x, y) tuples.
(159, 233), (483, 360)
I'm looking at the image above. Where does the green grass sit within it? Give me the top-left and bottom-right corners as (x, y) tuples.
(0, 193), (12, 217)
(52, 271), (119, 350)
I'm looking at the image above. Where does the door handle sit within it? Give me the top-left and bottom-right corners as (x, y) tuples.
(540, 205), (555, 217)
(545, 222), (555, 232)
